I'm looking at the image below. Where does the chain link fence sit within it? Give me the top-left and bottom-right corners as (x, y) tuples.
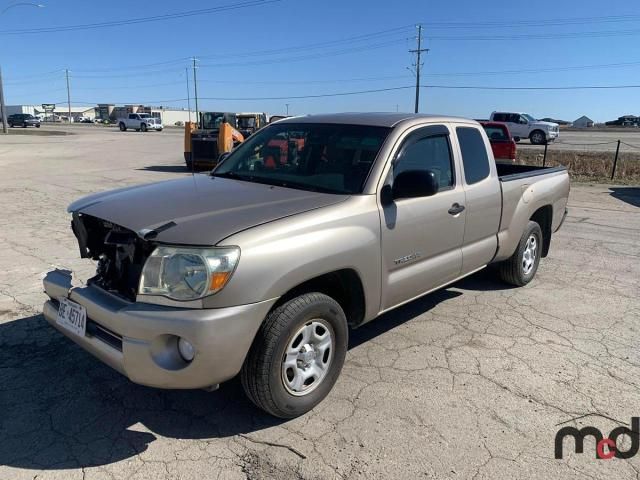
(516, 139), (640, 183)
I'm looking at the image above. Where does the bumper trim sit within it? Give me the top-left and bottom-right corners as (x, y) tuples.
(43, 269), (278, 389)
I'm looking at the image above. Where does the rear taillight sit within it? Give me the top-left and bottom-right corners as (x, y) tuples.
(510, 141), (517, 161)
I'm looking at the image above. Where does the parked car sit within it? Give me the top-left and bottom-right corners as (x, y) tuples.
(43, 113), (570, 418)
(117, 113), (163, 132)
(8, 113), (41, 128)
(490, 112), (559, 145)
(480, 121), (517, 163)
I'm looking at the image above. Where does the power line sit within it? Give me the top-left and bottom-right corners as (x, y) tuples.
(0, 0), (281, 35)
(197, 25), (414, 59)
(421, 84), (640, 90)
(198, 38), (407, 68)
(419, 14), (640, 28)
(427, 28), (640, 41)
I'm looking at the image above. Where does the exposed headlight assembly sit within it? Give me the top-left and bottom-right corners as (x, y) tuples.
(139, 246), (240, 301)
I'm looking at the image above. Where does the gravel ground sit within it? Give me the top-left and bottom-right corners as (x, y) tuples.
(1, 126), (639, 479)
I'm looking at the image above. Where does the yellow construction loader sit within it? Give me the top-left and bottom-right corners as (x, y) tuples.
(184, 112), (244, 170)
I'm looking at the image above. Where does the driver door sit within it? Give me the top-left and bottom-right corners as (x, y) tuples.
(379, 125), (466, 310)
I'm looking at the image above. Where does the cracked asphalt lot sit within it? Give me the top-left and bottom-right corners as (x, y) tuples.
(1, 126), (639, 479)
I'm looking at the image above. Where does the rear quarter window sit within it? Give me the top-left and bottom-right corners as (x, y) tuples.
(483, 125), (508, 141)
(457, 127), (491, 185)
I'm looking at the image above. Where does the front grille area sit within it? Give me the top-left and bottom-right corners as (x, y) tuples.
(72, 214), (154, 301)
(86, 320), (123, 351)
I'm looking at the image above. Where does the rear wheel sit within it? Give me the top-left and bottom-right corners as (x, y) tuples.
(498, 221), (542, 286)
(22, 123), (27, 128)
(241, 292), (348, 418)
(140, 123), (147, 132)
(119, 122), (126, 132)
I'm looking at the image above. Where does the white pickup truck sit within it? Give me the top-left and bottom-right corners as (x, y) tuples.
(490, 112), (559, 145)
(117, 113), (163, 132)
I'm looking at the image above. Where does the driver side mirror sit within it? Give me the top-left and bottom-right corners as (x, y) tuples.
(381, 170), (439, 205)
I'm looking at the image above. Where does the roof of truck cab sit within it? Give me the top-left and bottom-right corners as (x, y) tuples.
(277, 112), (475, 128)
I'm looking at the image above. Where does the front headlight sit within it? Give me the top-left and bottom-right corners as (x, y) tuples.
(139, 246), (240, 301)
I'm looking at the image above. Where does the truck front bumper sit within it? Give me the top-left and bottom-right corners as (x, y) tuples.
(42, 269), (276, 389)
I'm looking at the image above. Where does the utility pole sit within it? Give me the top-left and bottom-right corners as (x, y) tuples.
(0, 66), (7, 134)
(65, 69), (71, 123)
(192, 57), (199, 127)
(185, 67), (192, 123)
(409, 24), (428, 113)
(285, 103), (289, 115)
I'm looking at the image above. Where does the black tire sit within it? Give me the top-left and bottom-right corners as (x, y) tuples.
(140, 123), (147, 132)
(529, 130), (546, 145)
(36, 124), (41, 128)
(119, 122), (127, 132)
(9, 123), (14, 128)
(498, 221), (543, 286)
(22, 123), (27, 128)
(241, 292), (348, 418)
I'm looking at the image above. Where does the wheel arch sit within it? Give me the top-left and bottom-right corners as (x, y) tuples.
(530, 205), (553, 257)
(272, 268), (366, 328)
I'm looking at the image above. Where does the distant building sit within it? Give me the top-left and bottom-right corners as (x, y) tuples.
(4, 104), (96, 121)
(572, 116), (594, 128)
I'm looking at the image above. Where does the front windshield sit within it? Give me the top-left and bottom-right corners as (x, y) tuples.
(523, 113), (537, 122)
(213, 123), (390, 194)
(238, 117), (256, 129)
(202, 113), (226, 130)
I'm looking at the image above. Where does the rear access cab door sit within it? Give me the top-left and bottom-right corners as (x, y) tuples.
(452, 125), (502, 273)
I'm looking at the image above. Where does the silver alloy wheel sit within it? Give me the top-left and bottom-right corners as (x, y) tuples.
(531, 132), (544, 144)
(281, 319), (334, 396)
(522, 234), (538, 275)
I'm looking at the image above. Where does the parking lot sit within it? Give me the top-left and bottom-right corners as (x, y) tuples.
(1, 125), (639, 479)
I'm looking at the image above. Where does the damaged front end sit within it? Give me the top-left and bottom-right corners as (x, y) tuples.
(71, 212), (155, 301)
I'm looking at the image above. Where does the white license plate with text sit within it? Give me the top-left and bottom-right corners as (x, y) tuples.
(56, 297), (87, 337)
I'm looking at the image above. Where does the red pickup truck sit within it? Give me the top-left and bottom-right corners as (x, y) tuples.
(480, 121), (517, 163)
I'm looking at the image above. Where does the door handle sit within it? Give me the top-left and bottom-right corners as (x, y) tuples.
(448, 203), (465, 215)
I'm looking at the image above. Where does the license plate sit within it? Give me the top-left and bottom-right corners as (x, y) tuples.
(56, 297), (87, 337)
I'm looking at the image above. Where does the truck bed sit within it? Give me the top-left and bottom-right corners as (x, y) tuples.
(493, 163), (570, 263)
(496, 163), (567, 182)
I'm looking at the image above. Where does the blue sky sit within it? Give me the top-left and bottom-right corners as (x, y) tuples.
(1, 0), (639, 121)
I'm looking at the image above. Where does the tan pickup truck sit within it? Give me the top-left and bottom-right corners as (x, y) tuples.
(43, 113), (569, 418)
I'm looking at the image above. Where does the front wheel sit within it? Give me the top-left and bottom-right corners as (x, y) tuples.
(140, 123), (147, 132)
(241, 292), (348, 418)
(36, 124), (41, 128)
(498, 221), (542, 286)
(529, 130), (546, 145)
(119, 122), (127, 132)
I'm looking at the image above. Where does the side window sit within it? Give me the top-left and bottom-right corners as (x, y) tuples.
(493, 113), (505, 122)
(457, 127), (491, 185)
(128, 114), (135, 120)
(394, 134), (454, 190)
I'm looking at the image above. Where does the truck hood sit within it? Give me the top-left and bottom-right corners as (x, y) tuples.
(68, 175), (349, 245)
(533, 121), (558, 129)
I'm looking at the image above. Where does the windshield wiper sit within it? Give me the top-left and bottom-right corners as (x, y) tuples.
(211, 171), (249, 180)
